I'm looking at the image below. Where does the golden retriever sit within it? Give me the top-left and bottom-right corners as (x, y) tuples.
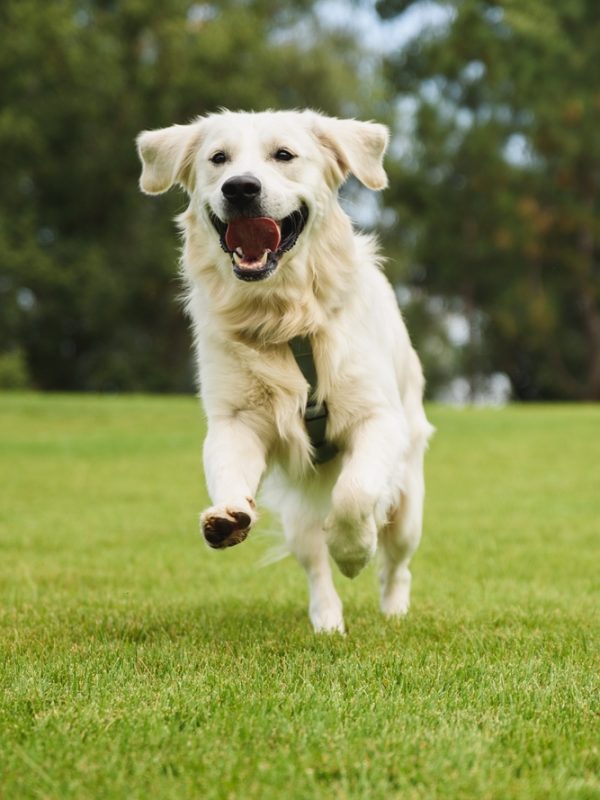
(137, 110), (433, 633)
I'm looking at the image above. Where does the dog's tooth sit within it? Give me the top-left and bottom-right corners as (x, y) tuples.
(231, 248), (270, 270)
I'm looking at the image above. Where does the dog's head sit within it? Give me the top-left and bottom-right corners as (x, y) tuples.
(137, 110), (388, 283)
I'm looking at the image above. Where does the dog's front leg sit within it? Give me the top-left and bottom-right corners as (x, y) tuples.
(326, 413), (408, 578)
(200, 417), (267, 549)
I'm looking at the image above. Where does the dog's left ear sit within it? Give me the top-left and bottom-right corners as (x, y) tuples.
(136, 121), (204, 195)
(311, 115), (389, 190)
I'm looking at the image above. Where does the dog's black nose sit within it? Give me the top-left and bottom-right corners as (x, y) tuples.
(221, 174), (262, 208)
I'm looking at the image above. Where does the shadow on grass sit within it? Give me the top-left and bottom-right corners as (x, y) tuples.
(82, 599), (314, 646)
(10, 593), (593, 665)
(78, 602), (594, 678)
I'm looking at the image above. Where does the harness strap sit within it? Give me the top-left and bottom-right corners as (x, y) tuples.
(289, 335), (339, 465)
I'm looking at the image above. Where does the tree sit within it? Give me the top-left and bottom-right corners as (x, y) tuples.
(0, 0), (373, 390)
(377, 0), (600, 399)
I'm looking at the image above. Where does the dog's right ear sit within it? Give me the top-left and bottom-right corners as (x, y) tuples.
(136, 122), (204, 195)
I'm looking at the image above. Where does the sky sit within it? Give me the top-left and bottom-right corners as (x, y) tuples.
(318, 0), (453, 52)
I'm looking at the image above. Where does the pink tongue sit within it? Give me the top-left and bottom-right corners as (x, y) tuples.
(225, 217), (281, 261)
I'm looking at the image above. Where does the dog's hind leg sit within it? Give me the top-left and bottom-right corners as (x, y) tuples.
(378, 439), (426, 617)
(282, 505), (344, 634)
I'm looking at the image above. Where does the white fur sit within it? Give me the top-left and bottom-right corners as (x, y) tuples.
(137, 109), (433, 633)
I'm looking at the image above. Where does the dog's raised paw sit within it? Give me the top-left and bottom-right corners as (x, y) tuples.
(332, 549), (372, 579)
(201, 506), (253, 549)
(325, 510), (377, 579)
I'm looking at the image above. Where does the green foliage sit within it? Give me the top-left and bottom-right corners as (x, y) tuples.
(398, 291), (465, 396)
(0, 0), (371, 391)
(0, 349), (31, 389)
(378, 0), (600, 399)
(1, 395), (599, 797)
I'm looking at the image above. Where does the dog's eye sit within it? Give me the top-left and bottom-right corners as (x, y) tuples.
(274, 148), (296, 162)
(210, 151), (227, 165)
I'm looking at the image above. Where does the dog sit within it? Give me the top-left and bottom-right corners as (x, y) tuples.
(137, 109), (433, 633)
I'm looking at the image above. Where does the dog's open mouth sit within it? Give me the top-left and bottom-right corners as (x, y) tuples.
(209, 205), (309, 282)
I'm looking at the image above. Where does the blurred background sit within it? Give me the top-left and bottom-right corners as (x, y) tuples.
(1, 0), (598, 402)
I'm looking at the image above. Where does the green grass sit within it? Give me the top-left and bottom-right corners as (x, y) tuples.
(1, 394), (599, 799)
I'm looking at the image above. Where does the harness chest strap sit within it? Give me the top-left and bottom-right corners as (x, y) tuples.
(289, 335), (339, 465)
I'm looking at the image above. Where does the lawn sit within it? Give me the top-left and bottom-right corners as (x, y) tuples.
(1, 394), (598, 799)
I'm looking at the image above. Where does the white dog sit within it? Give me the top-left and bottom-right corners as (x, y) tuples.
(137, 109), (433, 633)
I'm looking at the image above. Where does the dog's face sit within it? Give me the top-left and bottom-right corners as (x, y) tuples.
(137, 110), (389, 282)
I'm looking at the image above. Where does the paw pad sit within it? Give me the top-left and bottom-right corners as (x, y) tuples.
(202, 509), (251, 549)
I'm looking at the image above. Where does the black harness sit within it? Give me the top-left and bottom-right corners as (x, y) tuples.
(289, 336), (339, 465)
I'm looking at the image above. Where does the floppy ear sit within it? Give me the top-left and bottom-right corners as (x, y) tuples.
(136, 122), (204, 195)
(312, 116), (389, 190)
